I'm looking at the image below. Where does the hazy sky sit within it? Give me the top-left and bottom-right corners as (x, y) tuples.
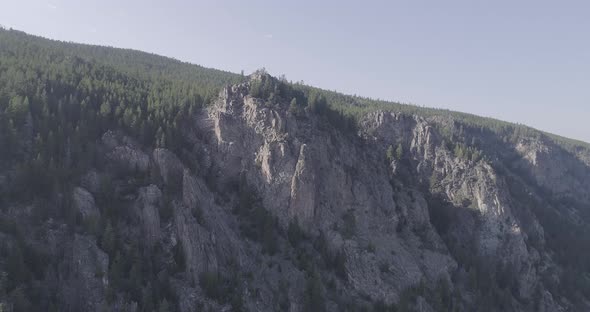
(1, 0), (589, 142)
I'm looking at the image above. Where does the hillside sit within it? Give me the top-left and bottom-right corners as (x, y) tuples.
(1, 28), (590, 312)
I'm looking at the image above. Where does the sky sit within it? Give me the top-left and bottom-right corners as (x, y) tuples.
(1, 0), (589, 143)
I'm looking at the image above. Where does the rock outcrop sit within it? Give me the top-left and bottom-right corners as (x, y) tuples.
(61, 235), (109, 312)
(153, 148), (184, 186)
(102, 130), (150, 173)
(72, 187), (100, 221)
(2, 74), (589, 312)
(135, 185), (162, 247)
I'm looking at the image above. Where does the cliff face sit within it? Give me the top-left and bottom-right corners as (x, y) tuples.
(207, 84), (458, 306)
(1, 74), (589, 312)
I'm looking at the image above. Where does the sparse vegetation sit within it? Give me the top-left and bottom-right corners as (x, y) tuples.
(453, 143), (482, 162)
(235, 174), (279, 255)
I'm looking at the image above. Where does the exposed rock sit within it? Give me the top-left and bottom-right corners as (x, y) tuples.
(109, 146), (150, 173)
(72, 187), (100, 221)
(135, 185), (162, 247)
(101, 130), (120, 150)
(102, 130), (150, 173)
(361, 110), (543, 298)
(516, 137), (590, 199)
(153, 148), (184, 186)
(207, 84), (458, 304)
(61, 235), (109, 312)
(537, 290), (565, 312)
(4, 76), (590, 312)
(178, 171), (246, 279)
(288, 144), (317, 228)
(81, 170), (102, 195)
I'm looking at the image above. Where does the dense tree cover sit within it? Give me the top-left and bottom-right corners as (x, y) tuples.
(288, 84), (590, 153)
(0, 28), (241, 202)
(2, 28), (586, 196)
(245, 65), (590, 156)
(1, 28), (590, 311)
(1, 29), (241, 96)
(452, 143), (482, 162)
(0, 28), (241, 311)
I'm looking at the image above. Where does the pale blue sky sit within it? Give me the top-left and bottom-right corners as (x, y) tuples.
(1, 0), (589, 142)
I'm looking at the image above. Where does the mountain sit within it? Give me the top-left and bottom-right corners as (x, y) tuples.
(1, 28), (589, 312)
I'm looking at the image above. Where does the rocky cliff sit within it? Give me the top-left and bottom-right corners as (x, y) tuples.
(1, 73), (589, 312)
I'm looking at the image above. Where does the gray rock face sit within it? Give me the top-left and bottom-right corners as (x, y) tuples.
(153, 148), (184, 186)
(5, 76), (589, 312)
(110, 146), (150, 173)
(102, 130), (149, 172)
(61, 234), (109, 312)
(515, 137), (590, 200)
(72, 187), (100, 221)
(288, 144), (317, 228)
(207, 84), (458, 304)
(176, 171), (244, 283)
(362, 111), (540, 298)
(81, 170), (102, 194)
(136, 185), (162, 247)
(197, 81), (588, 310)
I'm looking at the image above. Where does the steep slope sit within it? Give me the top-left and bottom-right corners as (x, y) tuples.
(1, 29), (590, 312)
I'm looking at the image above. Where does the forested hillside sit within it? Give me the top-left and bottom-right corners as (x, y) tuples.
(0, 28), (241, 198)
(1, 28), (590, 312)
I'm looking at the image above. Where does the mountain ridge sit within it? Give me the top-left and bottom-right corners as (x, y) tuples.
(2, 27), (588, 149)
(1, 28), (589, 312)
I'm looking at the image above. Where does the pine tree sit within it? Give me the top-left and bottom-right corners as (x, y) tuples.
(289, 97), (301, 116)
(395, 143), (403, 160)
(386, 145), (394, 162)
(103, 100), (116, 118)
